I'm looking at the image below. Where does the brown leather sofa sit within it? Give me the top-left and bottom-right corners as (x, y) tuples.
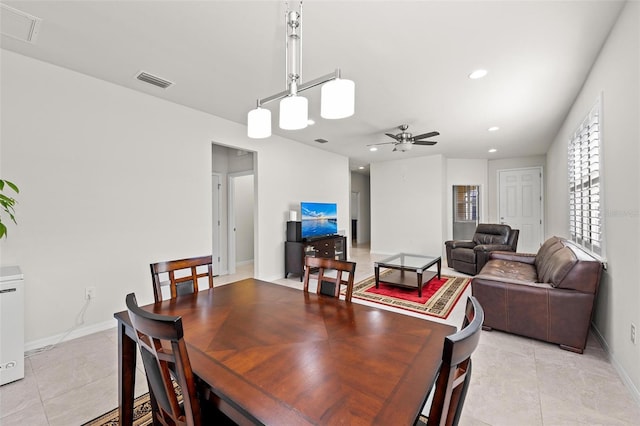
(471, 236), (603, 353)
(445, 224), (519, 275)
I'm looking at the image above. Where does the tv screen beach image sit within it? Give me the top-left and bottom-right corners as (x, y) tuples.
(301, 202), (337, 239)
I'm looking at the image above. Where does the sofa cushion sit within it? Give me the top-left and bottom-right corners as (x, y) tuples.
(546, 247), (578, 287)
(473, 224), (511, 245)
(451, 247), (475, 263)
(477, 258), (538, 283)
(535, 236), (561, 261)
(535, 237), (564, 281)
(537, 241), (565, 282)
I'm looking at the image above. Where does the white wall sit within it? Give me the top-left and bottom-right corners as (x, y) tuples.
(445, 158), (488, 242)
(370, 155), (445, 255)
(0, 50), (350, 345)
(350, 172), (371, 244)
(545, 1), (639, 400)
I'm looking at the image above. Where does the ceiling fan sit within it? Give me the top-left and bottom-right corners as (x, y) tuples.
(368, 124), (440, 152)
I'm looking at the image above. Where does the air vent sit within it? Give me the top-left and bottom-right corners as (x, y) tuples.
(314, 138), (329, 144)
(0, 4), (42, 44)
(135, 71), (174, 89)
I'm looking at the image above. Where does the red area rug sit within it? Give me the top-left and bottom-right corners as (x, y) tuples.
(350, 273), (471, 319)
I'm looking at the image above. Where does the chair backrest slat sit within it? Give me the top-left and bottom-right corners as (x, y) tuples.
(151, 255), (214, 302)
(303, 256), (357, 302)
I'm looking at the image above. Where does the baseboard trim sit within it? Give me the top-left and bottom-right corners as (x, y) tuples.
(24, 319), (115, 352)
(591, 324), (640, 406)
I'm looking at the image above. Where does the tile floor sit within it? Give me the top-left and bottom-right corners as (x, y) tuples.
(1, 244), (639, 425)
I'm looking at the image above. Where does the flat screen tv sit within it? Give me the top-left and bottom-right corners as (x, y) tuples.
(300, 202), (338, 240)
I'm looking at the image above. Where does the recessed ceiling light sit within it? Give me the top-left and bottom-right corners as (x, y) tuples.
(469, 69), (488, 79)
(307, 119), (315, 125)
(488, 126), (500, 132)
(369, 146), (378, 152)
(488, 148), (497, 153)
(358, 166), (365, 170)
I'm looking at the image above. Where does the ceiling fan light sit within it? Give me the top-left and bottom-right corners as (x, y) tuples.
(247, 107), (271, 139)
(396, 142), (412, 152)
(279, 95), (308, 130)
(321, 78), (355, 119)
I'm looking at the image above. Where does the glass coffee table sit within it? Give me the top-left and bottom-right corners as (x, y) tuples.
(374, 253), (442, 298)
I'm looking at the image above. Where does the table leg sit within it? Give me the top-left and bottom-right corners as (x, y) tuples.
(375, 264), (380, 288)
(437, 258), (441, 280)
(417, 271), (423, 298)
(118, 321), (137, 426)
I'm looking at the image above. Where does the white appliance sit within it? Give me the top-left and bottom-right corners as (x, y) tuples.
(0, 266), (24, 385)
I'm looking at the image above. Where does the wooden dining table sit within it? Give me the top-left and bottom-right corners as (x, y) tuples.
(114, 278), (456, 425)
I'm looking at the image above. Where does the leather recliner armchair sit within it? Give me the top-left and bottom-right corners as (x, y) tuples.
(445, 224), (519, 275)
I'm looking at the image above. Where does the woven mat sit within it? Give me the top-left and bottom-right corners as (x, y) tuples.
(349, 272), (471, 319)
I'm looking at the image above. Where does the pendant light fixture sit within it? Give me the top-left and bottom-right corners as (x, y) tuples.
(247, 1), (355, 138)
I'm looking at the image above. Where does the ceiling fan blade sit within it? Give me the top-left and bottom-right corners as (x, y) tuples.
(412, 131), (440, 140)
(366, 141), (397, 146)
(412, 140), (438, 146)
(385, 133), (400, 140)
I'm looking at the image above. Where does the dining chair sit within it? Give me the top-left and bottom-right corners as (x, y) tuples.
(150, 255), (214, 302)
(303, 256), (357, 302)
(126, 292), (203, 425)
(417, 296), (484, 426)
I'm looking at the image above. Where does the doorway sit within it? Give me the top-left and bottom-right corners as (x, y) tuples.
(228, 171), (254, 275)
(498, 167), (543, 253)
(211, 143), (256, 277)
(351, 191), (359, 245)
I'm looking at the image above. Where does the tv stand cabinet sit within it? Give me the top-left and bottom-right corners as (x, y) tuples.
(285, 235), (347, 281)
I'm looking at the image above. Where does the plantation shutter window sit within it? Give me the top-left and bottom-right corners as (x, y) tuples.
(568, 98), (603, 257)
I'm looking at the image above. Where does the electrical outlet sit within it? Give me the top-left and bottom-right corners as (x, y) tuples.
(85, 287), (96, 300)
(632, 323), (636, 345)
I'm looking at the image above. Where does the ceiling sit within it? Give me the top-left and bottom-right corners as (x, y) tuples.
(0, 1), (625, 173)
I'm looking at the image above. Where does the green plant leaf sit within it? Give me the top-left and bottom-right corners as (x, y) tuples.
(4, 180), (19, 193)
(0, 193), (16, 204)
(0, 179), (19, 238)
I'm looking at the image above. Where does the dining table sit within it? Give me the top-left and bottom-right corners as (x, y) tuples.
(114, 278), (456, 425)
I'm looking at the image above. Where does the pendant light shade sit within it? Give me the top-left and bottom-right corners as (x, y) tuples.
(247, 3), (354, 139)
(279, 95), (308, 130)
(247, 107), (271, 138)
(321, 78), (355, 119)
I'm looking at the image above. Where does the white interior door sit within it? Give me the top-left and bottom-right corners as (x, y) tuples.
(498, 167), (543, 253)
(211, 173), (222, 275)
